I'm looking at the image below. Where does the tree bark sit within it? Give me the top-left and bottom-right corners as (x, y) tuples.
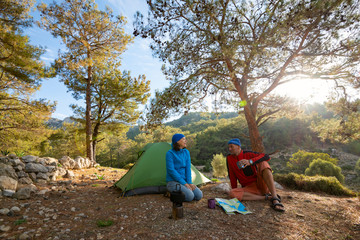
(86, 64), (93, 162)
(92, 121), (101, 163)
(243, 106), (265, 152)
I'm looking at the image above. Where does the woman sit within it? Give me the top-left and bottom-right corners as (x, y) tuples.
(166, 133), (203, 202)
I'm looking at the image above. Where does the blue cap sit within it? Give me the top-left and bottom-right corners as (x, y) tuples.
(172, 133), (185, 145)
(228, 138), (241, 146)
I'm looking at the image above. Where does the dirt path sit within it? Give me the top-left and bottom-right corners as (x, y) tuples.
(1, 167), (359, 240)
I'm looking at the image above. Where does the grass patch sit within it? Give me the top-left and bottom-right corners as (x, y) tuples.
(96, 220), (114, 227)
(274, 172), (356, 196)
(14, 218), (26, 225)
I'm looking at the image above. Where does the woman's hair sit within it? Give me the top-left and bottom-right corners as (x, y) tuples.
(173, 142), (182, 151)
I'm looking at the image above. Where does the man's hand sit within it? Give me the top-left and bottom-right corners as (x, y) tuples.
(239, 159), (251, 168)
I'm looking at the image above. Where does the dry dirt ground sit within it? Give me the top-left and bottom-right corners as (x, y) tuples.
(1, 167), (359, 240)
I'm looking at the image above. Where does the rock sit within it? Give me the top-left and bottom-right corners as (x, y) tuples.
(0, 225), (11, 232)
(41, 157), (58, 166)
(0, 176), (18, 191)
(46, 166), (56, 172)
(0, 163), (18, 179)
(274, 181), (284, 190)
(36, 179), (47, 185)
(10, 206), (20, 213)
(25, 163), (48, 173)
(18, 233), (31, 240)
(13, 165), (23, 171)
(10, 159), (25, 168)
(8, 153), (17, 159)
(28, 172), (37, 181)
(17, 171), (29, 178)
(56, 167), (67, 177)
(0, 156), (9, 164)
(21, 155), (38, 163)
(18, 177), (33, 185)
(37, 189), (49, 195)
(211, 183), (231, 193)
(14, 187), (32, 200)
(59, 156), (72, 169)
(65, 170), (75, 179)
(2, 189), (15, 197)
(36, 172), (49, 181)
(0, 208), (10, 215)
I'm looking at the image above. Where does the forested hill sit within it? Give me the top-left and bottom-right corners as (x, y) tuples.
(126, 112), (239, 139)
(46, 117), (76, 129)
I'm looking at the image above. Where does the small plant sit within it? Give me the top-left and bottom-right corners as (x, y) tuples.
(92, 184), (99, 187)
(94, 173), (104, 180)
(96, 220), (113, 227)
(14, 150), (25, 157)
(211, 178), (219, 182)
(57, 163), (62, 167)
(0, 150), (10, 156)
(14, 218), (26, 225)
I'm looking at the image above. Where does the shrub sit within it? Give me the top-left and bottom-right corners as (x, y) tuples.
(211, 153), (227, 178)
(274, 173), (355, 196)
(305, 159), (345, 183)
(356, 159), (360, 176)
(287, 150), (338, 174)
(123, 163), (134, 170)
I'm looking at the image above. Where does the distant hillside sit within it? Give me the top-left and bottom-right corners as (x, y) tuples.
(165, 112), (238, 128)
(126, 112), (238, 139)
(46, 117), (76, 129)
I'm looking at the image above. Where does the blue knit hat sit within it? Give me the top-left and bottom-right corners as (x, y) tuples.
(228, 138), (241, 146)
(172, 133), (185, 145)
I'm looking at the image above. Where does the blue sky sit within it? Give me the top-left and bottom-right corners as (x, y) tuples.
(27, 0), (339, 120)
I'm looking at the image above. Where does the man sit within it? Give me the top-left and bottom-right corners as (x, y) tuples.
(226, 138), (285, 212)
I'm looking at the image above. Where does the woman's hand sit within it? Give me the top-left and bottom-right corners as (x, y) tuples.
(185, 183), (196, 190)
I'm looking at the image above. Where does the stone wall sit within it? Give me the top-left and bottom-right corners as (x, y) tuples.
(0, 154), (96, 200)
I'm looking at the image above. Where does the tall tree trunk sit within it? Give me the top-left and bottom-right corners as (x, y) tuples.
(92, 121), (101, 163)
(244, 107), (265, 152)
(86, 65), (93, 161)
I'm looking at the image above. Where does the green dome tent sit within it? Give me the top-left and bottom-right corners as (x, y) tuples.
(114, 142), (211, 196)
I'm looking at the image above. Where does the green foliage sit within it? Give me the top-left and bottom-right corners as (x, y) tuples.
(94, 173), (104, 180)
(311, 99), (360, 143)
(355, 159), (360, 176)
(0, 150), (10, 156)
(287, 150), (338, 174)
(274, 173), (355, 196)
(38, 0), (134, 161)
(262, 118), (318, 152)
(0, 0), (55, 154)
(14, 218), (26, 225)
(190, 116), (249, 165)
(96, 220), (113, 227)
(211, 153), (227, 178)
(14, 150), (25, 157)
(136, 0), (360, 152)
(341, 140), (360, 155)
(40, 122), (85, 159)
(305, 159), (345, 183)
(123, 163), (134, 170)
